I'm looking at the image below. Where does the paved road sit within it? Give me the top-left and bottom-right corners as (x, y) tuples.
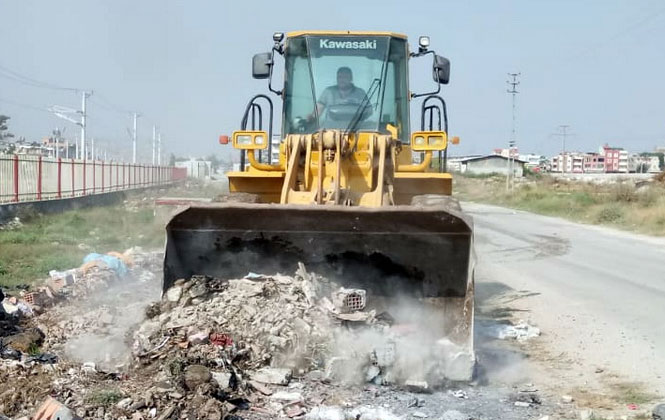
(465, 202), (665, 394)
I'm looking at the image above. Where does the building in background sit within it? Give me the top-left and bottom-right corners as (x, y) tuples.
(176, 158), (212, 179)
(601, 144), (628, 173)
(551, 152), (584, 173)
(519, 153), (547, 171)
(629, 154), (661, 173)
(459, 155), (525, 177)
(583, 153), (605, 173)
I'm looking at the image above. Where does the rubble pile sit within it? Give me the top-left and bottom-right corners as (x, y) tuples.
(136, 268), (336, 372)
(1, 254), (475, 420)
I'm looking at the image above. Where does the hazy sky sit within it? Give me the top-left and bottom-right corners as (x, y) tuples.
(1, 0), (664, 163)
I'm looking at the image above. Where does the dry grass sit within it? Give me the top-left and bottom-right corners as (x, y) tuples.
(454, 173), (665, 236)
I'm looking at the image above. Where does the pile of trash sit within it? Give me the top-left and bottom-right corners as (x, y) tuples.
(0, 252), (476, 420)
(0, 216), (23, 231)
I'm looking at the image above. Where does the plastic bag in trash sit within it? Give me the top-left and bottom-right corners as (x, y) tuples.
(82, 253), (128, 276)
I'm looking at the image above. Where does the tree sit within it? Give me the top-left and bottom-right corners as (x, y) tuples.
(205, 154), (221, 172)
(168, 153), (176, 166)
(0, 115), (14, 141)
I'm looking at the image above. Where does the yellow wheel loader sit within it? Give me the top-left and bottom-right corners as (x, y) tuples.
(164, 31), (475, 381)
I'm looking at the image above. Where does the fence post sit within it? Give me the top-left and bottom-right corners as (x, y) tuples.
(37, 156), (43, 200)
(101, 161), (105, 192)
(71, 158), (75, 197)
(57, 158), (62, 199)
(92, 160), (96, 194)
(83, 159), (87, 196)
(12, 154), (19, 202)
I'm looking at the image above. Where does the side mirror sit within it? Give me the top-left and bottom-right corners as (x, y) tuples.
(433, 55), (450, 85)
(252, 52), (272, 79)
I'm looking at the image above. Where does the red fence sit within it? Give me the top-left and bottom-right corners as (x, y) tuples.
(0, 154), (187, 204)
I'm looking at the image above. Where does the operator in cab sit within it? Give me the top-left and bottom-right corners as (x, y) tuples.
(316, 67), (366, 116)
(303, 66), (370, 129)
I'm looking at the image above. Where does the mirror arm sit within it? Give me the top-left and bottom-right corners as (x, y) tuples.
(268, 45), (283, 96)
(410, 50), (441, 98)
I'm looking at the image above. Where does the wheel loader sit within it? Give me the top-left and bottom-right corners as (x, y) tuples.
(163, 31), (475, 381)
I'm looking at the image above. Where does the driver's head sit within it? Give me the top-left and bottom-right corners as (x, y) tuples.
(336, 67), (353, 91)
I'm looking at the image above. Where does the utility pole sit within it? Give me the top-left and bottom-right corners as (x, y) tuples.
(152, 125), (156, 165)
(132, 112), (140, 163)
(554, 125), (570, 173)
(80, 91), (91, 160)
(157, 133), (162, 165)
(506, 72), (520, 191)
(91, 137), (95, 160)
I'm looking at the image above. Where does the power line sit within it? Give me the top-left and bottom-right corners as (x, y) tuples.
(0, 97), (51, 113)
(90, 92), (133, 115)
(0, 64), (81, 92)
(566, 6), (665, 63)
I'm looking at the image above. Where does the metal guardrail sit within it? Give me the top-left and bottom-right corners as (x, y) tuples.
(0, 154), (187, 204)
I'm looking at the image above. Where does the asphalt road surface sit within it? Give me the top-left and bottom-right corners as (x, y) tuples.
(466, 202), (665, 395)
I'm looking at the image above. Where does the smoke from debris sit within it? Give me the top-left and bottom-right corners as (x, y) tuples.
(62, 269), (160, 371)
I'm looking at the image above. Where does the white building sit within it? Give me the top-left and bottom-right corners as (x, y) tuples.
(551, 152), (584, 173)
(176, 159), (212, 179)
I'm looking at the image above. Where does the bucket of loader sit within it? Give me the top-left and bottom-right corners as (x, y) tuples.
(163, 199), (475, 379)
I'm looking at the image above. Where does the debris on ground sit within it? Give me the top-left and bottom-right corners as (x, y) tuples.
(0, 217), (23, 231)
(0, 248), (560, 420)
(489, 321), (541, 341)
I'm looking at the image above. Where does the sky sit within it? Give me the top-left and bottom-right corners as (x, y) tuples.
(1, 0), (664, 163)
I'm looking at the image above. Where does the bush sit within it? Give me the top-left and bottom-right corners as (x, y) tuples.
(596, 204), (624, 223)
(610, 183), (637, 203)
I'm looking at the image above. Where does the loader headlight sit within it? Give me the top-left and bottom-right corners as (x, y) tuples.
(428, 135), (445, 147)
(410, 131), (448, 151)
(232, 130), (269, 150)
(236, 135), (252, 145)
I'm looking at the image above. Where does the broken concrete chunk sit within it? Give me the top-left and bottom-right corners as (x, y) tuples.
(252, 367), (292, 385)
(188, 331), (209, 345)
(286, 405), (306, 418)
(365, 365), (381, 382)
(116, 398), (133, 410)
(184, 365), (212, 390)
(653, 404), (665, 420)
(270, 391), (303, 404)
(440, 410), (468, 420)
(165, 286), (182, 303)
(334, 310), (375, 323)
(332, 288), (366, 313)
(324, 357), (349, 382)
(188, 282), (208, 298)
(211, 371), (233, 389)
(373, 341), (396, 368)
(305, 406), (345, 420)
(249, 380), (273, 395)
(405, 380), (430, 393)
(32, 397), (82, 420)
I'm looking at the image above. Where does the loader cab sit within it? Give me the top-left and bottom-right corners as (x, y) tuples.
(281, 34), (410, 142)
